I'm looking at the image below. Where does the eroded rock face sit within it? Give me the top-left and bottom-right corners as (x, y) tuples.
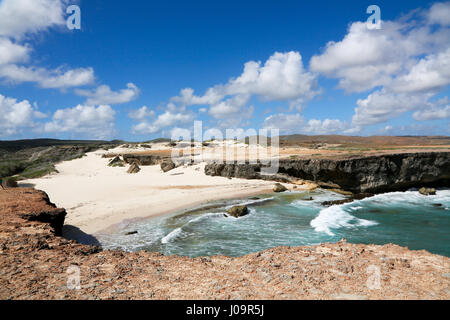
(123, 154), (170, 166)
(127, 163), (141, 174)
(205, 152), (450, 193)
(108, 156), (124, 167)
(161, 160), (176, 173)
(0, 188), (449, 300)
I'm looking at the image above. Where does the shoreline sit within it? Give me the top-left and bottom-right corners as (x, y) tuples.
(2, 187), (449, 300)
(23, 148), (304, 235)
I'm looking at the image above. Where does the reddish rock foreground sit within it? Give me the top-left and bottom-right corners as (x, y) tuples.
(0, 188), (449, 300)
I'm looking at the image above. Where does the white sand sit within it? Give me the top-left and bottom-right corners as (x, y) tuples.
(23, 146), (300, 235)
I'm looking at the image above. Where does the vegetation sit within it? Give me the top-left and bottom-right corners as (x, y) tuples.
(0, 139), (122, 181)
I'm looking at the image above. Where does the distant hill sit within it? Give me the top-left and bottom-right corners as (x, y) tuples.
(0, 139), (125, 152)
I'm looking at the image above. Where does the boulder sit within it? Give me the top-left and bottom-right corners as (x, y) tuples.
(108, 156), (124, 167)
(273, 183), (288, 193)
(227, 205), (249, 218)
(127, 162), (141, 174)
(419, 187), (436, 196)
(161, 160), (176, 173)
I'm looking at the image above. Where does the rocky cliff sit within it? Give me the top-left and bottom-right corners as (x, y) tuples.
(0, 188), (449, 300)
(205, 152), (450, 193)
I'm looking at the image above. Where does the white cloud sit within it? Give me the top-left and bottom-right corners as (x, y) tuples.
(303, 119), (348, 134)
(352, 90), (432, 127)
(0, 64), (94, 88)
(131, 111), (194, 135)
(263, 113), (305, 134)
(427, 1), (450, 26)
(390, 48), (450, 93)
(44, 104), (116, 139)
(146, 51), (319, 134)
(0, 37), (30, 65)
(413, 105), (450, 120)
(0, 0), (68, 39)
(128, 106), (155, 120)
(0, 0), (95, 90)
(0, 93), (41, 136)
(226, 51), (318, 107)
(76, 83), (140, 105)
(310, 4), (450, 93)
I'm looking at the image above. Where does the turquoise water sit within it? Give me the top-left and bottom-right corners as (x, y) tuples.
(97, 189), (450, 258)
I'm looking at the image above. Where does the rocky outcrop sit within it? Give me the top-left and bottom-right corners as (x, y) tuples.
(273, 183), (288, 193)
(127, 162), (141, 174)
(0, 188), (449, 300)
(227, 205), (249, 218)
(160, 160), (176, 173)
(205, 152), (450, 193)
(108, 156), (124, 167)
(123, 154), (170, 166)
(419, 187), (436, 196)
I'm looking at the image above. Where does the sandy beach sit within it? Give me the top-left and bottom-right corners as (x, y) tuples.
(23, 145), (296, 235)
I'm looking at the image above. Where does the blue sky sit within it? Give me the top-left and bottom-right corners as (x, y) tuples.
(0, 0), (449, 141)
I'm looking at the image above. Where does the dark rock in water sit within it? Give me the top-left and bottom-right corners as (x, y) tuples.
(432, 203), (443, 207)
(161, 160), (176, 173)
(322, 193), (374, 207)
(127, 162), (141, 174)
(108, 156), (124, 167)
(125, 231), (138, 235)
(273, 183), (288, 193)
(419, 187), (436, 196)
(322, 199), (353, 206)
(249, 197), (260, 200)
(304, 197), (314, 201)
(227, 206), (249, 218)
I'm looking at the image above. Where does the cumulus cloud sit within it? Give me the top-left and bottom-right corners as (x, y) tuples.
(303, 119), (348, 134)
(140, 51), (319, 135)
(0, 93), (42, 136)
(0, 0), (95, 89)
(413, 105), (450, 121)
(128, 106), (155, 120)
(0, 64), (94, 88)
(427, 1), (450, 26)
(131, 111), (194, 135)
(0, 37), (30, 65)
(76, 83), (140, 105)
(0, 0), (68, 39)
(262, 113), (305, 134)
(309, 2), (450, 132)
(44, 104), (116, 139)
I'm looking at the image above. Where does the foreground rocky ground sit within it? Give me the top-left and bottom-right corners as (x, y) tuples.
(0, 188), (449, 300)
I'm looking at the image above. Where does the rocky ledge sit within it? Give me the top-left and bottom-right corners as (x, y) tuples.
(0, 188), (449, 300)
(205, 152), (450, 193)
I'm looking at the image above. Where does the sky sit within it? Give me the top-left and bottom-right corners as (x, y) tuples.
(0, 0), (449, 141)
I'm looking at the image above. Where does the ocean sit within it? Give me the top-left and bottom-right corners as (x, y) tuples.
(97, 189), (450, 258)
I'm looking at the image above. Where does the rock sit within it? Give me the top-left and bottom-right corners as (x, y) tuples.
(108, 156), (124, 167)
(125, 231), (138, 235)
(419, 187), (436, 196)
(127, 162), (141, 174)
(227, 205), (249, 218)
(2, 177), (18, 188)
(273, 183), (288, 193)
(432, 203), (443, 207)
(204, 153), (450, 193)
(161, 160), (176, 173)
(20, 208), (67, 236)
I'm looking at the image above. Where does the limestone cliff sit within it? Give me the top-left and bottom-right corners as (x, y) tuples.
(205, 152), (450, 193)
